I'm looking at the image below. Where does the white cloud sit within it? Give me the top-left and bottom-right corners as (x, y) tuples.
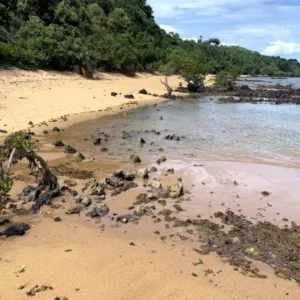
(263, 40), (300, 55)
(159, 24), (178, 33)
(182, 37), (198, 42)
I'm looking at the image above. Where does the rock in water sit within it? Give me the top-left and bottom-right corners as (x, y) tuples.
(137, 167), (149, 179)
(93, 137), (101, 145)
(130, 154), (141, 164)
(0, 223), (30, 237)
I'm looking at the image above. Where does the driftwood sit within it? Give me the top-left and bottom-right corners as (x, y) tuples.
(160, 76), (173, 97)
(1, 143), (60, 212)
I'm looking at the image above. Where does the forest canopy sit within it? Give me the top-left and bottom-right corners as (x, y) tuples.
(1, 0), (300, 76)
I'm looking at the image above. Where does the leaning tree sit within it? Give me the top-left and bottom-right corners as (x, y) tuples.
(0, 132), (60, 212)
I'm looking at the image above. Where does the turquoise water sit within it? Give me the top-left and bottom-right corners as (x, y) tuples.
(69, 97), (300, 168)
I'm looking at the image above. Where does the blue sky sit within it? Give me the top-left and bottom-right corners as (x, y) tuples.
(148, 0), (300, 60)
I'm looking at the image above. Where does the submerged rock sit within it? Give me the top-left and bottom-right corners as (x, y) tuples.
(130, 154), (141, 164)
(93, 137), (101, 145)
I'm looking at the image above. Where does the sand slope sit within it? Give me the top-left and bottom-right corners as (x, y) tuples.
(0, 70), (183, 133)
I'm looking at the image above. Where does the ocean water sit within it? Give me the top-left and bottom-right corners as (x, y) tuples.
(66, 96), (300, 168)
(237, 76), (300, 88)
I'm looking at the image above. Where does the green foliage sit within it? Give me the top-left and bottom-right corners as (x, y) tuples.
(0, 132), (36, 203)
(0, 0), (299, 75)
(216, 70), (238, 90)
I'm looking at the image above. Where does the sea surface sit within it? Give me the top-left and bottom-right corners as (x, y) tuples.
(65, 93), (300, 168)
(237, 76), (300, 88)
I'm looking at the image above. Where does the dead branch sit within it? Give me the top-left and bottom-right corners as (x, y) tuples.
(160, 76), (173, 97)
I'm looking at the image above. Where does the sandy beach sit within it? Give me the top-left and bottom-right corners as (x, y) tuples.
(0, 69), (184, 134)
(1, 69), (300, 300)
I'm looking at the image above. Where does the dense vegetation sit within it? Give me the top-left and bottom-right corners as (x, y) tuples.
(1, 0), (300, 77)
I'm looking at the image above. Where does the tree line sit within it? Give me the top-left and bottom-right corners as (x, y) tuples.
(1, 0), (300, 77)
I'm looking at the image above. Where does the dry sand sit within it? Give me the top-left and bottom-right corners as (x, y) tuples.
(0, 215), (298, 300)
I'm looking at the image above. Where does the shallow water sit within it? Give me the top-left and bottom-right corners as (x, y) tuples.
(237, 76), (300, 88)
(66, 98), (300, 168)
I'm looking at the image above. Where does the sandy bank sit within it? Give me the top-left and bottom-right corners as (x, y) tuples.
(0, 215), (298, 300)
(0, 70), (182, 133)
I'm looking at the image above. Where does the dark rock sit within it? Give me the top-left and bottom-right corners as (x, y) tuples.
(27, 188), (41, 202)
(54, 217), (62, 222)
(28, 121), (34, 126)
(0, 129), (8, 133)
(139, 89), (148, 95)
(174, 204), (183, 212)
(93, 137), (101, 145)
(156, 156), (167, 164)
(26, 285), (53, 297)
(90, 182), (106, 196)
(114, 170), (136, 181)
(0, 223), (30, 237)
(43, 130), (49, 135)
(0, 219), (10, 226)
(140, 138), (146, 144)
(262, 191), (270, 196)
(86, 205), (109, 218)
(129, 242), (135, 246)
(74, 152), (85, 162)
(188, 81), (205, 93)
(65, 145), (77, 154)
(111, 182), (138, 196)
(130, 154), (141, 164)
(105, 175), (124, 188)
(150, 166), (158, 172)
(124, 94), (134, 99)
(52, 140), (65, 147)
(111, 92), (117, 97)
(52, 127), (60, 132)
(66, 205), (83, 215)
(122, 130), (131, 139)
